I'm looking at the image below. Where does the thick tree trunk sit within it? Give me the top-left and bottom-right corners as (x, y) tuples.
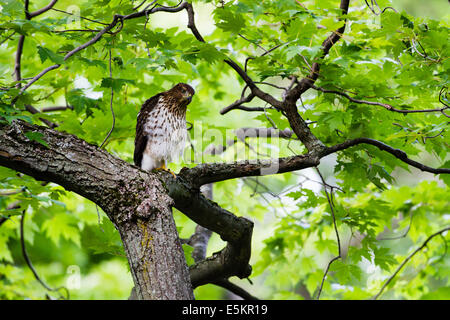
(119, 215), (194, 300)
(0, 120), (194, 299)
(0, 119), (273, 299)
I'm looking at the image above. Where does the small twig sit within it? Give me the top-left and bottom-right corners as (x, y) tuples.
(254, 81), (287, 91)
(100, 49), (115, 148)
(244, 41), (290, 72)
(41, 105), (73, 112)
(20, 210), (69, 299)
(439, 86), (449, 108)
(364, 0), (398, 16)
(373, 226), (450, 300)
(220, 93), (255, 114)
(294, 0), (308, 10)
(311, 85), (449, 115)
(0, 31), (16, 46)
(50, 7), (110, 26)
(323, 137), (450, 175)
(14, 35), (25, 88)
(51, 29), (101, 33)
(263, 106), (278, 129)
(378, 212), (413, 241)
(315, 167), (341, 299)
(411, 39), (440, 63)
(24, 104), (58, 128)
(316, 168), (341, 255)
(430, 234), (448, 266)
(29, 0), (58, 18)
(133, 0), (151, 11)
(212, 279), (259, 300)
(238, 33), (268, 54)
(315, 255), (340, 300)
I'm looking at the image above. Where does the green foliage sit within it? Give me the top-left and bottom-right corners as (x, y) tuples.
(0, 0), (448, 300)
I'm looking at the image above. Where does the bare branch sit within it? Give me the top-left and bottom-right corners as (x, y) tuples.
(20, 210), (69, 299)
(40, 105), (73, 112)
(179, 154), (319, 188)
(100, 49), (115, 148)
(373, 226), (450, 300)
(212, 279), (259, 300)
(29, 0), (58, 18)
(14, 2), (189, 101)
(315, 168), (341, 300)
(220, 93), (255, 114)
(25, 104), (58, 128)
(235, 127), (294, 140)
(221, 105), (267, 114)
(315, 256), (340, 300)
(322, 138), (450, 175)
(182, 2), (283, 110)
(50, 7), (110, 26)
(14, 35), (25, 86)
(223, 59), (283, 109)
(312, 85), (449, 115)
(286, 0), (350, 101)
(364, 0), (398, 15)
(185, 2), (205, 42)
(0, 31), (16, 46)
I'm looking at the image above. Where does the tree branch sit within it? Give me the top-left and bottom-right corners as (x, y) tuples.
(0, 119), (254, 293)
(14, 35), (25, 87)
(234, 127), (294, 140)
(373, 226), (450, 300)
(25, 104), (58, 128)
(311, 85), (449, 115)
(13, 2), (189, 101)
(220, 93), (256, 115)
(184, 183), (258, 300)
(20, 209), (69, 300)
(29, 0), (58, 18)
(183, 2), (283, 111)
(160, 172), (253, 287)
(40, 105), (73, 112)
(278, 0), (350, 153)
(178, 154), (320, 188)
(100, 49), (115, 148)
(212, 279), (259, 300)
(315, 168), (341, 300)
(322, 138), (450, 175)
(287, 0), (350, 101)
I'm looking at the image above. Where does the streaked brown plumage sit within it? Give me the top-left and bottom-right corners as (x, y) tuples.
(134, 83), (195, 171)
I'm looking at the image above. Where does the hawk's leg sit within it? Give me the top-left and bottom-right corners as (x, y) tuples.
(154, 163), (177, 178)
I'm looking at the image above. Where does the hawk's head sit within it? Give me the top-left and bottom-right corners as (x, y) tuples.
(166, 83), (195, 109)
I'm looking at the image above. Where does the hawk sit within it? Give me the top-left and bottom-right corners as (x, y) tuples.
(134, 83), (195, 172)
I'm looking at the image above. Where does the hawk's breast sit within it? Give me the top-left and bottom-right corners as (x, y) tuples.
(143, 96), (187, 163)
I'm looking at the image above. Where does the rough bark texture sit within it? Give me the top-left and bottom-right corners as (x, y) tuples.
(0, 120), (259, 299)
(120, 216), (194, 300)
(0, 120), (194, 299)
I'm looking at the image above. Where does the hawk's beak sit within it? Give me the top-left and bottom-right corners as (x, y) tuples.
(185, 95), (192, 103)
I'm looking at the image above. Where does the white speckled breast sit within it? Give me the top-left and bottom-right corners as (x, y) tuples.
(143, 96), (187, 167)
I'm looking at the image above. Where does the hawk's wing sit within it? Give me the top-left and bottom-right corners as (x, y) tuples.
(134, 93), (162, 167)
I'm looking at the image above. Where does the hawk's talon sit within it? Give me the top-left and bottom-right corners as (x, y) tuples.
(166, 169), (177, 178)
(153, 166), (177, 178)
